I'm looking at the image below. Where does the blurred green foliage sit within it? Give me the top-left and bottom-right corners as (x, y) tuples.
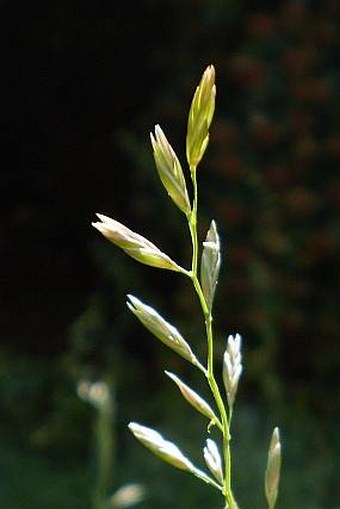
(0, 348), (338, 507)
(1, 0), (339, 507)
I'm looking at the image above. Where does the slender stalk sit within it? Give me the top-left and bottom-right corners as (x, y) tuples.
(92, 387), (114, 509)
(193, 275), (236, 509)
(186, 166), (237, 509)
(188, 165), (199, 276)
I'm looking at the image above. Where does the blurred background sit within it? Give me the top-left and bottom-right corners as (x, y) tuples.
(1, 0), (339, 508)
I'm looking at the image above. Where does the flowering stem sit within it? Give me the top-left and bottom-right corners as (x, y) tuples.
(188, 165), (199, 276)
(93, 387), (114, 509)
(186, 166), (237, 509)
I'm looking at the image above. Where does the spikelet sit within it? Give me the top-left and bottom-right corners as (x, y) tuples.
(151, 124), (191, 215)
(186, 65), (216, 168)
(223, 334), (242, 408)
(265, 427), (281, 509)
(92, 214), (184, 272)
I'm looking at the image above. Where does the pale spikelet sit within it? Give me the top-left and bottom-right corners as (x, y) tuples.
(109, 483), (145, 508)
(128, 423), (223, 491)
(203, 439), (224, 484)
(186, 65), (216, 168)
(165, 371), (220, 425)
(223, 334), (242, 408)
(200, 220), (221, 311)
(128, 423), (195, 472)
(127, 295), (202, 368)
(77, 380), (110, 410)
(265, 427), (281, 509)
(151, 125), (191, 214)
(92, 214), (183, 272)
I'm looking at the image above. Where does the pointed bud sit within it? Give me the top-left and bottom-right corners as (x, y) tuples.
(151, 125), (191, 215)
(127, 295), (201, 367)
(186, 65), (216, 168)
(200, 220), (221, 311)
(128, 422), (195, 472)
(165, 371), (220, 425)
(203, 439), (224, 484)
(223, 334), (242, 408)
(92, 214), (184, 272)
(265, 427), (281, 509)
(128, 423), (223, 491)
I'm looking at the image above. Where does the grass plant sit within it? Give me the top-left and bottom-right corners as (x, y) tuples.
(92, 66), (281, 509)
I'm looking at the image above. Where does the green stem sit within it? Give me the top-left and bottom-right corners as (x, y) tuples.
(188, 165), (199, 276)
(186, 166), (237, 509)
(93, 387), (114, 509)
(192, 275), (235, 508)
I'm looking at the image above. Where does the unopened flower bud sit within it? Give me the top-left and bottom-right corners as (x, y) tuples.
(203, 439), (224, 484)
(165, 371), (219, 424)
(128, 422), (195, 472)
(127, 295), (201, 367)
(128, 422), (223, 491)
(186, 65), (216, 168)
(200, 220), (221, 311)
(223, 334), (242, 408)
(265, 427), (281, 509)
(92, 214), (183, 272)
(151, 125), (191, 215)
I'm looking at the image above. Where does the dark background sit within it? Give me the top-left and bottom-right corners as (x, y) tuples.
(1, 1), (339, 508)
